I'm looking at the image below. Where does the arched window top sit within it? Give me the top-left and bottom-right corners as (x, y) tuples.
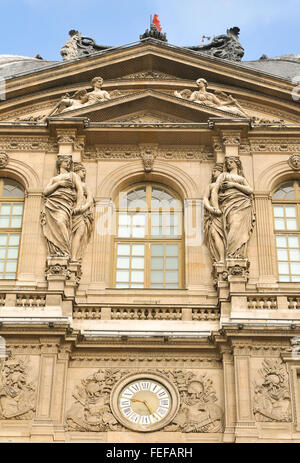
(118, 184), (182, 210)
(0, 178), (24, 198)
(273, 181), (300, 200)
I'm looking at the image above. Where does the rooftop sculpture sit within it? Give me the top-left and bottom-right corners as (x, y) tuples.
(60, 30), (111, 61)
(187, 27), (244, 62)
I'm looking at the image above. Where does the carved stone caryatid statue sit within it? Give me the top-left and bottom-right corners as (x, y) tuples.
(203, 164), (225, 263)
(186, 27), (244, 62)
(49, 77), (112, 117)
(211, 157), (254, 259)
(71, 163), (94, 262)
(41, 155), (84, 258)
(175, 78), (248, 117)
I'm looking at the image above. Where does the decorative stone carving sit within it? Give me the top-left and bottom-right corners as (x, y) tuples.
(175, 78), (247, 117)
(121, 71), (177, 80)
(65, 369), (123, 431)
(253, 359), (292, 422)
(187, 27), (244, 62)
(204, 164), (225, 263)
(45, 264), (71, 278)
(211, 157), (255, 259)
(288, 154), (300, 170)
(60, 30), (110, 61)
(0, 357), (36, 420)
(41, 155), (84, 258)
(71, 163), (94, 262)
(0, 152), (9, 168)
(163, 370), (223, 433)
(49, 77), (112, 116)
(139, 145), (158, 173)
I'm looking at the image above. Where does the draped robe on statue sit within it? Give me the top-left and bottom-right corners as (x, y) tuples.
(42, 172), (77, 257)
(218, 173), (254, 258)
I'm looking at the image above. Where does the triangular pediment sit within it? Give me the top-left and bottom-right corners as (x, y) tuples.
(1, 41), (300, 124)
(48, 89), (248, 123)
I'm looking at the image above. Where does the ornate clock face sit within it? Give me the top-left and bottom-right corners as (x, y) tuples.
(119, 379), (171, 426)
(111, 373), (180, 432)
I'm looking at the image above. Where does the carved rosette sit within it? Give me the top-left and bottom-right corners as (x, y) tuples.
(0, 152), (9, 168)
(253, 359), (292, 422)
(288, 154), (300, 171)
(45, 264), (71, 279)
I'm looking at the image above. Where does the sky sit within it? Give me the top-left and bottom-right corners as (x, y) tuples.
(0, 0), (300, 62)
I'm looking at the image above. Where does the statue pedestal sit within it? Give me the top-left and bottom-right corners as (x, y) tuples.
(213, 262), (229, 300)
(46, 257), (70, 291)
(226, 258), (249, 293)
(64, 261), (82, 298)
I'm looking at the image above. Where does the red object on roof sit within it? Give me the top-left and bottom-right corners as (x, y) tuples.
(152, 14), (162, 32)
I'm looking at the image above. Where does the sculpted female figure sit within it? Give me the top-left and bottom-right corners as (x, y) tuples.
(203, 164), (225, 263)
(41, 156), (84, 258)
(71, 163), (94, 262)
(211, 157), (254, 259)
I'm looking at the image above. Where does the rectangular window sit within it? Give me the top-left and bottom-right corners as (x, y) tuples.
(115, 243), (145, 288)
(150, 243), (179, 289)
(0, 201), (23, 280)
(275, 234), (300, 282)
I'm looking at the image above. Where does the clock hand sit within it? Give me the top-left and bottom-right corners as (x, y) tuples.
(131, 398), (156, 417)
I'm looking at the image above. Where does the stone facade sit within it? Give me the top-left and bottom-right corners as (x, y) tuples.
(0, 33), (300, 443)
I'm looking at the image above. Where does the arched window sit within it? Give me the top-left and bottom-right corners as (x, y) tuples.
(0, 178), (24, 280)
(273, 180), (300, 282)
(114, 184), (183, 288)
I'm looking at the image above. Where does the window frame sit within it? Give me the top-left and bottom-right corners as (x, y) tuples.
(112, 183), (184, 289)
(272, 180), (300, 283)
(0, 178), (25, 280)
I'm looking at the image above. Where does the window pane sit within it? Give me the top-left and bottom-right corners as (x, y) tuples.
(132, 227), (145, 238)
(2, 179), (24, 197)
(132, 245), (144, 256)
(0, 217), (10, 228)
(166, 244), (179, 256)
(118, 244), (130, 255)
(151, 270), (164, 283)
(0, 261), (4, 271)
(166, 257), (178, 269)
(292, 276), (300, 282)
(286, 219), (297, 230)
(119, 214), (131, 225)
(286, 206), (296, 217)
(273, 182), (295, 199)
(5, 274), (16, 280)
(151, 257), (164, 269)
(0, 248), (5, 259)
(166, 271), (178, 283)
(116, 270), (129, 282)
(7, 248), (18, 259)
(0, 204), (11, 215)
(291, 263), (300, 274)
(289, 249), (300, 261)
(274, 218), (285, 230)
(276, 236), (287, 247)
(279, 275), (290, 282)
(132, 214), (145, 226)
(131, 284), (144, 288)
(131, 271), (144, 283)
(166, 284), (179, 289)
(117, 257), (130, 269)
(116, 283), (129, 288)
(273, 206), (284, 217)
(151, 284), (164, 288)
(278, 262), (289, 274)
(11, 217), (22, 228)
(6, 261), (17, 272)
(0, 234), (8, 245)
(277, 249), (288, 261)
(12, 204), (23, 215)
(118, 226), (130, 238)
(9, 234), (19, 245)
(131, 257), (144, 269)
(151, 244), (164, 256)
(288, 236), (299, 248)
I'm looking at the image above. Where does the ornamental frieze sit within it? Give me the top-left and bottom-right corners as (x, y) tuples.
(250, 139), (300, 152)
(0, 137), (58, 152)
(83, 144), (213, 160)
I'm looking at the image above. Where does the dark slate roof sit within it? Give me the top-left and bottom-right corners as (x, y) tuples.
(241, 55), (300, 81)
(0, 55), (58, 79)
